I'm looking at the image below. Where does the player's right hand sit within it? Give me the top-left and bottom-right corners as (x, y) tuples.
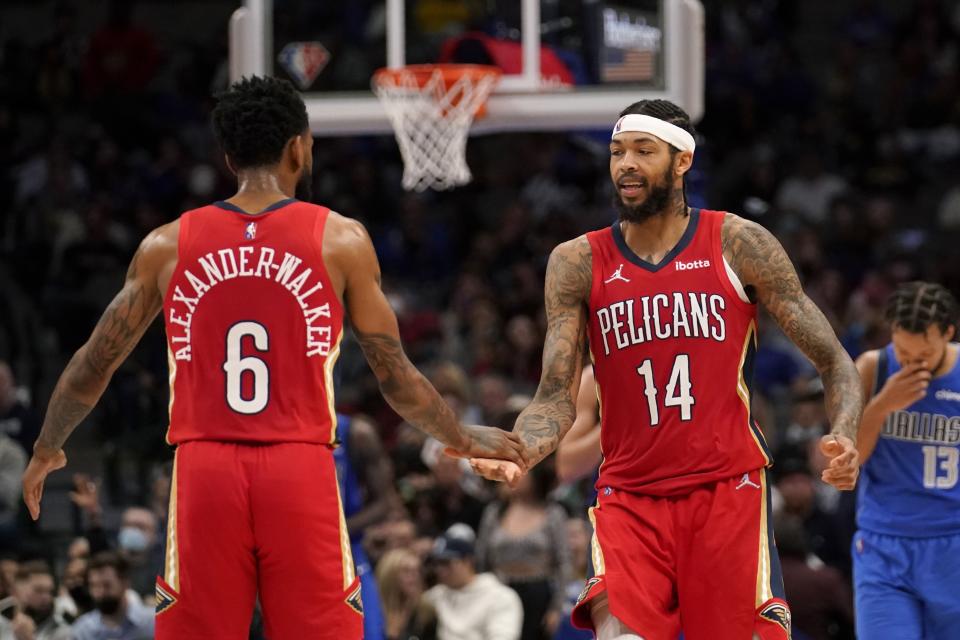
(468, 458), (525, 486)
(446, 425), (529, 470)
(877, 361), (931, 413)
(22, 447), (67, 521)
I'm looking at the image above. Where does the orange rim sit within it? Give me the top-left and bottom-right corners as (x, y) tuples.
(373, 64), (501, 117)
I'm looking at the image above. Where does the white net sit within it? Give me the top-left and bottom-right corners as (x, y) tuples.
(373, 65), (500, 192)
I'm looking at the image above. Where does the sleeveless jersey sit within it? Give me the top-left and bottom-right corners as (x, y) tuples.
(857, 344), (960, 536)
(163, 199), (344, 445)
(586, 209), (770, 496)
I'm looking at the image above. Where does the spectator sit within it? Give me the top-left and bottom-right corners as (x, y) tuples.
(476, 458), (571, 640)
(773, 451), (848, 573)
(70, 552), (153, 640)
(551, 518), (593, 640)
(775, 514), (854, 640)
(425, 524), (523, 640)
(54, 555), (91, 623)
(0, 361), (40, 456)
(5, 561), (71, 640)
(0, 433), (26, 548)
(376, 548), (437, 640)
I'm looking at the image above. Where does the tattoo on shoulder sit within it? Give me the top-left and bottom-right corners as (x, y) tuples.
(545, 236), (592, 311)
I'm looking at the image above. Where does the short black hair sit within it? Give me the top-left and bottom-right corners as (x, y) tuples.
(15, 560), (53, 583)
(211, 75), (309, 169)
(885, 281), (959, 334)
(618, 99), (695, 153)
(86, 551), (129, 581)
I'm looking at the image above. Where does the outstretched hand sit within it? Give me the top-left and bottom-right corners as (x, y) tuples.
(444, 425), (529, 470)
(468, 458), (525, 486)
(22, 448), (67, 521)
(819, 434), (859, 490)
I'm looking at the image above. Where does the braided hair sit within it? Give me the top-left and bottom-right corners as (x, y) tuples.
(211, 76), (309, 169)
(884, 281), (959, 335)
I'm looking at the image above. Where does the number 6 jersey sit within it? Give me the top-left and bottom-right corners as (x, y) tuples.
(586, 208), (770, 496)
(162, 199), (343, 445)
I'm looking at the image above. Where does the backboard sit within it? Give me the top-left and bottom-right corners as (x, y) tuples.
(230, 0), (704, 136)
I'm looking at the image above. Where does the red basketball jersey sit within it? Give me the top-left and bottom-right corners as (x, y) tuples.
(586, 208), (770, 496)
(162, 199), (343, 445)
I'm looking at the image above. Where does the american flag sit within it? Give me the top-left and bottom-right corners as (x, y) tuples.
(602, 48), (656, 83)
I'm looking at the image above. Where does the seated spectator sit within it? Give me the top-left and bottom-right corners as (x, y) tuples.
(7, 560), (71, 640)
(773, 451), (848, 573)
(476, 457), (570, 640)
(425, 524), (523, 640)
(0, 361), (39, 456)
(70, 552), (153, 640)
(552, 518), (593, 640)
(376, 548), (437, 640)
(0, 433), (26, 548)
(775, 513), (854, 640)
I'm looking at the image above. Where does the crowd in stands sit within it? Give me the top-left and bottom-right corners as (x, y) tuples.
(1, 0), (959, 638)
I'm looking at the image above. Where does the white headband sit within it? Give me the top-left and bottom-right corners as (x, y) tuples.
(611, 114), (696, 152)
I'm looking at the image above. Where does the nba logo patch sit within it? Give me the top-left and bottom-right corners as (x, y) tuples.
(614, 116), (624, 133)
(345, 582), (363, 616)
(759, 601), (791, 633)
(244, 222), (257, 240)
(278, 41), (330, 90)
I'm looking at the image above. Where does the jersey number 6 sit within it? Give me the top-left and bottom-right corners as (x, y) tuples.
(223, 321), (270, 414)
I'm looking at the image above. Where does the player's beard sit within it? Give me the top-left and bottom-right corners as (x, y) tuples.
(613, 161), (675, 224)
(295, 165), (313, 202)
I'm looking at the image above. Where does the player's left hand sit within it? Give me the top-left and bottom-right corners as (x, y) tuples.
(819, 434), (859, 490)
(22, 446), (67, 521)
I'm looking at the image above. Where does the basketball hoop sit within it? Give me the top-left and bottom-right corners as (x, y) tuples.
(372, 64), (501, 192)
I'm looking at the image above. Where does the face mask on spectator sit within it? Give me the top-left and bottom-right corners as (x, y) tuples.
(69, 585), (93, 611)
(118, 527), (149, 553)
(94, 596), (122, 616)
(24, 603), (53, 624)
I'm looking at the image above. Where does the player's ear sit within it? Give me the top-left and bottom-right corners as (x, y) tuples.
(287, 135), (305, 172)
(224, 154), (237, 176)
(674, 150), (694, 176)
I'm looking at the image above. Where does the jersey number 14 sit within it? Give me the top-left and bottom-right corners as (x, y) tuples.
(636, 354), (695, 427)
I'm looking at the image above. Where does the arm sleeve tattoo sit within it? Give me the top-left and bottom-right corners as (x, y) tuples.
(722, 214), (864, 441)
(514, 236), (592, 465)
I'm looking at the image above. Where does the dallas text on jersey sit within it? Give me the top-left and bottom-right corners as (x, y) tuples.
(167, 246), (333, 361)
(595, 292), (728, 357)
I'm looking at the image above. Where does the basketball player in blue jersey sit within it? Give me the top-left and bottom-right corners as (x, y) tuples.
(854, 281), (960, 639)
(334, 414), (395, 640)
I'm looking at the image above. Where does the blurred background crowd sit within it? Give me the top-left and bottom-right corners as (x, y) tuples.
(1, 0), (960, 639)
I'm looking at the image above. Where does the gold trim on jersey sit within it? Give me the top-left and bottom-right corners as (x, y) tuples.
(736, 321), (770, 465)
(325, 330), (344, 445)
(335, 481), (356, 590)
(164, 451), (180, 591)
(164, 345), (177, 446)
(755, 471), (773, 606)
(587, 503), (606, 575)
(588, 346), (606, 478)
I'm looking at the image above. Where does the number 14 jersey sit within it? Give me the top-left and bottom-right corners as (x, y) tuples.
(586, 209), (770, 496)
(163, 199), (343, 445)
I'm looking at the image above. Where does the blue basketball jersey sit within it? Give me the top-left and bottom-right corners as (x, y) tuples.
(334, 414), (366, 537)
(857, 344), (960, 537)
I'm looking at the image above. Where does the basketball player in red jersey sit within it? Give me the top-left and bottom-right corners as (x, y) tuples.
(465, 100), (864, 640)
(21, 76), (526, 640)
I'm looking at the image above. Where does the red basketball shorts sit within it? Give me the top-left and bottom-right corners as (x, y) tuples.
(154, 441), (363, 640)
(572, 469), (791, 640)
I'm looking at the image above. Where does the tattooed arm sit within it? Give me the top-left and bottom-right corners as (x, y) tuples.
(329, 215), (526, 465)
(24, 224), (176, 519)
(723, 214), (863, 489)
(512, 236), (591, 467)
